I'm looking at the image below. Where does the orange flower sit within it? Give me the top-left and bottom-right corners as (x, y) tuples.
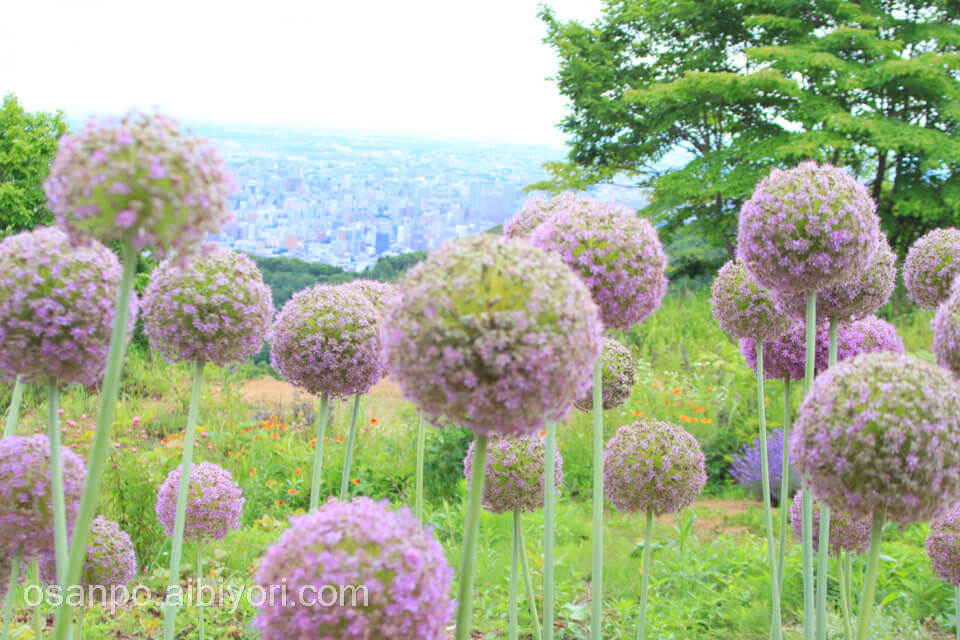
(695, 407), (704, 413)
(309, 438), (317, 446)
(242, 428), (251, 434)
(352, 478), (359, 485)
(276, 500), (284, 506)
(336, 437), (344, 444)
(249, 468), (257, 477)
(540, 429), (547, 436)
(706, 386), (713, 391)
(227, 451), (234, 457)
(631, 411), (643, 417)
(370, 418), (379, 425)
(700, 418), (712, 424)
(672, 388), (683, 395)
(161, 438), (170, 444)
(271, 432), (280, 440)
(295, 468), (302, 477)
(254, 434), (262, 440)
(287, 489), (299, 495)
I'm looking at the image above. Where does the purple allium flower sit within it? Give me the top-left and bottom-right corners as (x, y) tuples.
(603, 420), (707, 515)
(789, 490), (870, 555)
(927, 503), (960, 585)
(933, 280), (960, 377)
(270, 284), (383, 398)
(503, 191), (579, 239)
(775, 235), (897, 321)
(0, 434), (86, 558)
(155, 462), (244, 542)
(575, 338), (635, 411)
(463, 434), (563, 514)
(904, 228), (960, 309)
(40, 516), (136, 594)
(711, 260), (790, 340)
(790, 352), (960, 523)
(729, 429), (790, 503)
(44, 111), (233, 257)
(253, 497), (455, 640)
(843, 315), (904, 356)
(736, 162), (881, 295)
(529, 196), (667, 329)
(0, 227), (137, 385)
(343, 279), (398, 315)
(384, 235), (603, 438)
(142, 245), (274, 366)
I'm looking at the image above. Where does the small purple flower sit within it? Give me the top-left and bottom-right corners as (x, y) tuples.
(933, 278), (960, 377)
(603, 419), (707, 514)
(342, 279), (398, 316)
(575, 338), (635, 411)
(791, 352), (960, 523)
(730, 429), (790, 503)
(464, 434), (563, 514)
(155, 462), (244, 542)
(40, 516), (136, 595)
(503, 191), (580, 239)
(790, 490), (870, 555)
(736, 162), (881, 295)
(904, 228), (960, 309)
(927, 503), (960, 586)
(142, 245), (274, 366)
(270, 284), (383, 398)
(711, 260), (790, 340)
(0, 434), (86, 558)
(529, 195), (668, 329)
(384, 235), (603, 438)
(253, 497), (454, 640)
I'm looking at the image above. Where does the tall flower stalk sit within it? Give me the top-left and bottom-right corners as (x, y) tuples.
(0, 548), (21, 640)
(543, 420), (557, 640)
(309, 395), (329, 511)
(755, 343), (783, 639)
(636, 509), (654, 640)
(46, 379), (69, 588)
(414, 411), (426, 520)
(455, 435), (488, 640)
(2, 377), (23, 438)
(518, 519), (543, 640)
(802, 293), (817, 640)
(339, 394), (362, 500)
(815, 318), (840, 640)
(591, 360), (604, 638)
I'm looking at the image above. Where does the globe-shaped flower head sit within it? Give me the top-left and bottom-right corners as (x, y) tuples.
(253, 497), (454, 640)
(344, 279), (398, 315)
(775, 235), (897, 320)
(926, 503), (960, 585)
(44, 111), (233, 257)
(0, 227), (137, 385)
(463, 434), (563, 514)
(843, 315), (904, 356)
(155, 462), (244, 542)
(603, 419), (707, 514)
(270, 284), (383, 398)
(790, 491), (870, 555)
(40, 516), (136, 594)
(142, 245), (274, 366)
(0, 434), (86, 557)
(737, 162), (881, 295)
(904, 228), (960, 309)
(711, 260), (790, 340)
(575, 338), (636, 411)
(503, 191), (579, 239)
(791, 352), (960, 523)
(932, 279), (960, 377)
(529, 196), (667, 329)
(385, 235), (602, 437)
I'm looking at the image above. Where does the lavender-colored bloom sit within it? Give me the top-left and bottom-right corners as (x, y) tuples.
(603, 420), (707, 515)
(40, 516), (136, 594)
(343, 279), (398, 315)
(44, 111), (233, 257)
(529, 196), (667, 329)
(270, 284), (383, 398)
(142, 245), (274, 366)
(0, 227), (137, 385)
(789, 491), (870, 555)
(384, 235), (603, 438)
(575, 338), (636, 411)
(730, 429), (790, 503)
(0, 434), (86, 558)
(776, 235), (897, 321)
(927, 503), (960, 586)
(711, 260), (790, 340)
(155, 462), (244, 542)
(791, 352), (960, 523)
(904, 228), (960, 309)
(253, 497), (454, 640)
(503, 191), (580, 239)
(737, 162), (881, 295)
(463, 434), (563, 514)
(933, 280), (960, 377)
(843, 315), (904, 356)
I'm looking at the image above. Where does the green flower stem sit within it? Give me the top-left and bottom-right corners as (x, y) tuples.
(52, 241), (137, 640)
(415, 411), (426, 520)
(776, 377), (792, 592)
(454, 434), (488, 640)
(510, 510), (520, 640)
(517, 518), (543, 640)
(815, 319), (839, 640)
(162, 360), (205, 640)
(197, 543), (205, 640)
(309, 394), (330, 511)
(802, 291), (817, 640)
(591, 358), (604, 640)
(75, 606), (84, 640)
(339, 394), (361, 500)
(838, 551), (852, 640)
(635, 509), (654, 640)
(543, 419), (556, 640)
(0, 547), (21, 640)
(954, 584), (959, 640)
(3, 376), (24, 438)
(47, 378), (69, 590)
(756, 343), (783, 640)
(846, 553), (855, 621)
(856, 513), (884, 640)
(30, 561), (42, 640)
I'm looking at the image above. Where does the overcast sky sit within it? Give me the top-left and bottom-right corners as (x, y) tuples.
(0, 0), (604, 146)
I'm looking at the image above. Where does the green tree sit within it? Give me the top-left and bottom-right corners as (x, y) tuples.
(0, 94), (67, 236)
(537, 0), (960, 254)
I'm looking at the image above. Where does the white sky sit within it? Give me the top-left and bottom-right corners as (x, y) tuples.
(0, 0), (604, 146)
